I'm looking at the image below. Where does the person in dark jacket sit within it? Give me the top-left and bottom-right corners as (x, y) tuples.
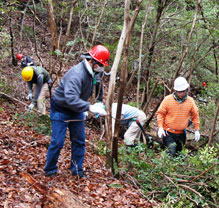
(44, 45), (110, 178)
(21, 66), (51, 114)
(94, 71), (111, 102)
(16, 53), (35, 68)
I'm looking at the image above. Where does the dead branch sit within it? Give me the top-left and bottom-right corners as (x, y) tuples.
(179, 184), (203, 198)
(189, 163), (217, 183)
(0, 91), (43, 115)
(20, 172), (85, 208)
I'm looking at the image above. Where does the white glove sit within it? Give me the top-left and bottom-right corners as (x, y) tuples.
(89, 103), (107, 116)
(26, 93), (32, 100)
(28, 103), (35, 111)
(195, 130), (200, 142)
(158, 127), (166, 138)
(84, 111), (88, 119)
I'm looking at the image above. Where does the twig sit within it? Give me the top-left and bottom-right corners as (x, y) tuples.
(0, 91), (43, 115)
(189, 163), (217, 183)
(178, 184), (203, 198)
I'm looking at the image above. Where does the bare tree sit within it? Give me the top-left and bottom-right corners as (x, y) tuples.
(173, 0), (201, 82)
(136, 0), (151, 108)
(208, 101), (219, 146)
(91, 0), (108, 45)
(105, 0), (142, 175)
(141, 0), (170, 106)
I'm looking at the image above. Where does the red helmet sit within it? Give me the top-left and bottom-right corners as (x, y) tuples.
(88, 45), (110, 66)
(16, 53), (23, 61)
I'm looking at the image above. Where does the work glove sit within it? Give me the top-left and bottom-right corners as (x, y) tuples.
(28, 102), (35, 112)
(89, 103), (107, 116)
(158, 127), (166, 138)
(195, 130), (200, 142)
(26, 93), (32, 100)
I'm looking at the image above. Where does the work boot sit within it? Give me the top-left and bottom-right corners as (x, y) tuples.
(72, 171), (88, 179)
(45, 172), (57, 177)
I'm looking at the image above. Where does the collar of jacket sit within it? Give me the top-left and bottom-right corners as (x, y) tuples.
(84, 59), (94, 77)
(173, 92), (188, 104)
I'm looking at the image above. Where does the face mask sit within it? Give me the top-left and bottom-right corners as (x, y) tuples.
(94, 66), (104, 73)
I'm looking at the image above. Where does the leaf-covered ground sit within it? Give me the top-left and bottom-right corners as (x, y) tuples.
(0, 98), (154, 207)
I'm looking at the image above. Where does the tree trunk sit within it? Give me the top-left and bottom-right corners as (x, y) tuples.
(105, 1), (129, 169)
(142, 0), (169, 106)
(173, 0), (200, 85)
(45, 0), (59, 50)
(208, 101), (219, 146)
(136, 0), (151, 108)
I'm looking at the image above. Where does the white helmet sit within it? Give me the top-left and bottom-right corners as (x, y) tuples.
(174, 77), (189, 91)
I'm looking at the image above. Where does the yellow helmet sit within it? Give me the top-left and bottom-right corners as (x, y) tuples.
(21, 67), (34, 81)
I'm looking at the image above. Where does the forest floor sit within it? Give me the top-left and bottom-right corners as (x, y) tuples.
(0, 58), (155, 207)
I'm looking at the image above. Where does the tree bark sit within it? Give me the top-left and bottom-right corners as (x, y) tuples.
(45, 0), (59, 50)
(104, 1), (128, 169)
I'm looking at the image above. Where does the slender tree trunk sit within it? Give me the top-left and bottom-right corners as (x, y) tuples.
(105, 1), (129, 169)
(105, 0), (142, 174)
(91, 0), (108, 45)
(173, 0), (200, 83)
(62, 0), (77, 52)
(136, 0), (151, 108)
(208, 101), (219, 146)
(46, 0), (59, 50)
(142, 0), (169, 106)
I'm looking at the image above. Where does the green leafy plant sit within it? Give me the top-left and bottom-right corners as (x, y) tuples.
(13, 112), (51, 135)
(118, 143), (218, 207)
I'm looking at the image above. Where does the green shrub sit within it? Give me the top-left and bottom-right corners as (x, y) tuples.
(118, 143), (218, 207)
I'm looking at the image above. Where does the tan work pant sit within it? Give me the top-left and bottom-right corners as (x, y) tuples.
(37, 83), (48, 115)
(124, 110), (147, 145)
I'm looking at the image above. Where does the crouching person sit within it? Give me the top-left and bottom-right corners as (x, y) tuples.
(21, 66), (51, 115)
(112, 103), (147, 147)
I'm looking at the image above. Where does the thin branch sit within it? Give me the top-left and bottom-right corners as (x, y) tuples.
(179, 184), (203, 198)
(189, 163), (217, 183)
(91, 0), (108, 45)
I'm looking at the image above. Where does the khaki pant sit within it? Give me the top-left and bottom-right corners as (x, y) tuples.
(124, 110), (147, 145)
(37, 83), (48, 115)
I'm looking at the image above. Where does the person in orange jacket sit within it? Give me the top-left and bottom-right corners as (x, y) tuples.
(156, 77), (200, 156)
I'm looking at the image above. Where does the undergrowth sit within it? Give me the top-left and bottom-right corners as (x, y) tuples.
(13, 112), (51, 136)
(119, 143), (218, 207)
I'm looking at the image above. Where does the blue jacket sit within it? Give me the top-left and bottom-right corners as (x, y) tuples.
(52, 60), (94, 113)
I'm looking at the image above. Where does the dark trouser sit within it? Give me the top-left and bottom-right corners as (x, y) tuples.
(163, 131), (186, 157)
(44, 108), (85, 175)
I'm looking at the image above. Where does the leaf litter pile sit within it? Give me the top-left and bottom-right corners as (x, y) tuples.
(0, 98), (154, 207)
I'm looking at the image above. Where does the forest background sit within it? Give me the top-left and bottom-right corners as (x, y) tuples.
(0, 0), (218, 207)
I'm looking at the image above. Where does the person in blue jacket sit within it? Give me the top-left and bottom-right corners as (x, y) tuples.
(16, 53), (35, 68)
(44, 45), (110, 178)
